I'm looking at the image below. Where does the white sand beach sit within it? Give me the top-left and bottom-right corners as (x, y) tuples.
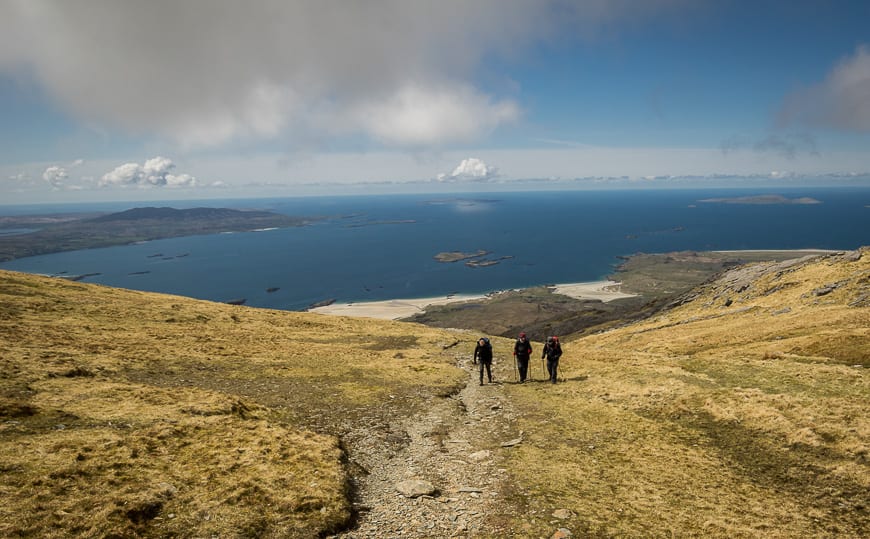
(550, 280), (637, 302)
(309, 280), (636, 319)
(309, 293), (490, 320)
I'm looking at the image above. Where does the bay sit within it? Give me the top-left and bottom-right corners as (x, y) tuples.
(1, 188), (868, 311)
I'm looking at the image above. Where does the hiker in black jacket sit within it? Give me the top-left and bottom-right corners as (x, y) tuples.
(513, 332), (532, 383)
(542, 336), (563, 384)
(473, 337), (494, 385)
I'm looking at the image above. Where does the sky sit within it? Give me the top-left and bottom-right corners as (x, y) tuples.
(1, 0), (869, 204)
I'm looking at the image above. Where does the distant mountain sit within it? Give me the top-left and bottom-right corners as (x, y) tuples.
(0, 206), (311, 262)
(89, 206), (277, 222)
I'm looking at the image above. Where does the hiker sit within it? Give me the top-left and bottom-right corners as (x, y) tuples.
(473, 337), (494, 385)
(513, 332), (533, 383)
(542, 335), (563, 384)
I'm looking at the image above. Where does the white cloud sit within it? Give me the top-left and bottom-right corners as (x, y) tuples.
(42, 166), (68, 188)
(780, 45), (870, 132)
(100, 157), (197, 188)
(437, 157), (500, 182)
(0, 1), (685, 149)
(351, 84), (519, 146)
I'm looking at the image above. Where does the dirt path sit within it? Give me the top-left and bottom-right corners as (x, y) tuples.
(331, 347), (521, 538)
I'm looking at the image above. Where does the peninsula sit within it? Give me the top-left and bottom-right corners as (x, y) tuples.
(0, 206), (310, 262)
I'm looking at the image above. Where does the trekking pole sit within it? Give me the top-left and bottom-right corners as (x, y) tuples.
(513, 358), (518, 382)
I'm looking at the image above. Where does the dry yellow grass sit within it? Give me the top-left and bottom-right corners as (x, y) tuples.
(2, 248), (867, 538)
(0, 270), (466, 537)
(500, 250), (868, 537)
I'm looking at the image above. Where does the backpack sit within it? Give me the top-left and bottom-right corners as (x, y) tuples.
(515, 338), (531, 355)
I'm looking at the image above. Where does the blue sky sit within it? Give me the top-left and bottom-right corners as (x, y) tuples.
(1, 0), (869, 204)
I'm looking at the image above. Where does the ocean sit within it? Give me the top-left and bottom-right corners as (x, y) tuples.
(1, 188), (868, 311)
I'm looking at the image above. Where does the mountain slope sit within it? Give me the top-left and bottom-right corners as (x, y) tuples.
(0, 270), (467, 537)
(1, 248), (867, 537)
(501, 249), (868, 537)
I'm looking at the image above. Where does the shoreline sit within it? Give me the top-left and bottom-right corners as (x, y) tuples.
(308, 293), (490, 320)
(309, 280), (637, 320)
(710, 249), (840, 254)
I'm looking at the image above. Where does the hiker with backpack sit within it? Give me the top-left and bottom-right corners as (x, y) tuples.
(473, 337), (494, 385)
(542, 336), (563, 384)
(513, 332), (533, 383)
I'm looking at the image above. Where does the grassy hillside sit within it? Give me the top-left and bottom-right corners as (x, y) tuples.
(1, 248), (867, 538)
(0, 270), (466, 537)
(500, 249), (868, 537)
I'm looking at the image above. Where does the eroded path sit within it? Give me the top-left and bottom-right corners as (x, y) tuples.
(331, 347), (521, 538)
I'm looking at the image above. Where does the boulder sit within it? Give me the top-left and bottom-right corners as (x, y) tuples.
(395, 479), (437, 498)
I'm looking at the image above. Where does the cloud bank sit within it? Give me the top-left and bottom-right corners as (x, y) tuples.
(0, 1), (687, 150)
(780, 44), (870, 132)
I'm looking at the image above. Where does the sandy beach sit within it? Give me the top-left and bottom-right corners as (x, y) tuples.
(309, 281), (635, 319)
(550, 280), (638, 302)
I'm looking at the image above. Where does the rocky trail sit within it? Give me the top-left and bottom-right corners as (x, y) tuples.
(330, 350), (523, 538)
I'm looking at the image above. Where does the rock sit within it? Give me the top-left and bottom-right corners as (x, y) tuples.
(468, 450), (491, 462)
(551, 528), (573, 538)
(813, 286), (835, 296)
(552, 509), (573, 519)
(395, 479), (437, 498)
(501, 436), (523, 447)
(458, 486), (483, 493)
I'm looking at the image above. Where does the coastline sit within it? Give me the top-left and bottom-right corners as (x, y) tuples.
(308, 280), (636, 320)
(308, 293), (490, 320)
(711, 249), (840, 254)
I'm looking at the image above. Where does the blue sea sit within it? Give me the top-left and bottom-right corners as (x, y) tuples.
(1, 188), (868, 311)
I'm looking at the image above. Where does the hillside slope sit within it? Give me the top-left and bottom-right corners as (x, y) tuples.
(1, 248), (867, 538)
(502, 249), (868, 537)
(0, 270), (471, 537)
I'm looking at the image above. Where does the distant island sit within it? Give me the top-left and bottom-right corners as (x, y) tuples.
(423, 197), (500, 206)
(698, 194), (822, 205)
(434, 250), (490, 263)
(434, 249), (514, 268)
(343, 219), (416, 228)
(465, 255), (514, 268)
(0, 206), (311, 262)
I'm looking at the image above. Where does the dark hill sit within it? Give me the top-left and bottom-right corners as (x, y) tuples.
(89, 207), (276, 222)
(0, 207), (310, 262)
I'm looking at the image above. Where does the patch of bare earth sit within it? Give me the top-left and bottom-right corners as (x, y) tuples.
(332, 348), (523, 538)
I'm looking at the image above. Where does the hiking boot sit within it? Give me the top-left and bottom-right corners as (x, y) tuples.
(479, 380), (484, 386)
